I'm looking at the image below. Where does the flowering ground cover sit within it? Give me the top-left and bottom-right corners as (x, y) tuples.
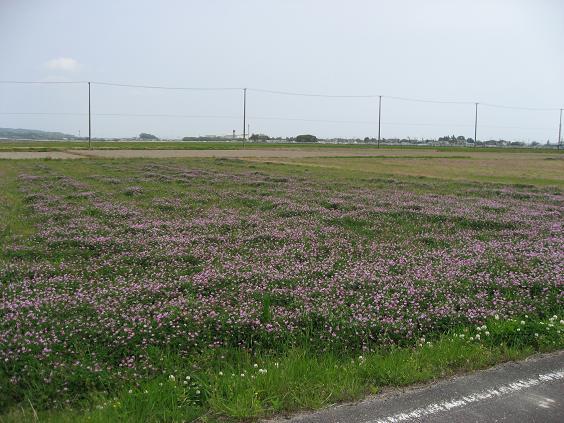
(0, 157), (563, 421)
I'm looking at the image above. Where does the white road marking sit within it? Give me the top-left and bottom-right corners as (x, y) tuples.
(370, 369), (564, 423)
(536, 397), (555, 409)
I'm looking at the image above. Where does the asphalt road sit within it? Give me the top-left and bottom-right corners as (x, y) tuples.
(269, 350), (564, 423)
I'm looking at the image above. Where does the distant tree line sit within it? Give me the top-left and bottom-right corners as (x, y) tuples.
(249, 133), (270, 141)
(438, 135), (473, 143)
(139, 133), (159, 140)
(294, 134), (318, 143)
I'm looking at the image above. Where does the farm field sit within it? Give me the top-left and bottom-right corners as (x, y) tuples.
(246, 153), (564, 186)
(1, 140), (430, 152)
(0, 154), (563, 422)
(0, 139), (561, 153)
(0, 141), (314, 152)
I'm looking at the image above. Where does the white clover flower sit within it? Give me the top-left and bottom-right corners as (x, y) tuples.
(240, 373), (245, 377)
(258, 368), (267, 374)
(218, 371), (223, 376)
(485, 331), (490, 336)
(535, 333), (539, 337)
(168, 375), (175, 382)
(128, 389), (133, 394)
(520, 321), (525, 325)
(560, 320), (564, 325)
(253, 363), (258, 368)
(469, 336), (474, 341)
(185, 376), (190, 380)
(475, 334), (480, 340)
(481, 325), (487, 331)
(495, 314), (500, 320)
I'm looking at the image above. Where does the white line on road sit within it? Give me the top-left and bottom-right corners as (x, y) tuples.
(371, 369), (564, 423)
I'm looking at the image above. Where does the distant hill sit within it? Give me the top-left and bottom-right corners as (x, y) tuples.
(0, 127), (78, 140)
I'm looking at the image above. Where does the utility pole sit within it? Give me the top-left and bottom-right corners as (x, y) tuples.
(242, 88), (247, 149)
(558, 108), (562, 150)
(474, 102), (478, 148)
(378, 95), (382, 148)
(88, 82), (91, 150)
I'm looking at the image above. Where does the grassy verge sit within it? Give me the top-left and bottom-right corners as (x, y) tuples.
(2, 316), (562, 422)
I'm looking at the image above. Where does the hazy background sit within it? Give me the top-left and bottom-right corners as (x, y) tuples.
(0, 0), (563, 141)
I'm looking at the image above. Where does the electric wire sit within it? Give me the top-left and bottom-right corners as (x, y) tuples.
(0, 112), (554, 131)
(0, 80), (561, 110)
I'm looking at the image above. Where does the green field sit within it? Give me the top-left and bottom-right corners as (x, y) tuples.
(0, 139), (561, 153)
(248, 154), (564, 186)
(0, 152), (563, 422)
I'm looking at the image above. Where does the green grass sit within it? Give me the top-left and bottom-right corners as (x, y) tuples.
(0, 157), (562, 422)
(1, 139), (563, 153)
(250, 154), (564, 187)
(2, 316), (561, 422)
(0, 167), (35, 242)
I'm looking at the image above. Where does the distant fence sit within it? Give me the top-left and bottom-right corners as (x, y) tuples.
(0, 80), (562, 149)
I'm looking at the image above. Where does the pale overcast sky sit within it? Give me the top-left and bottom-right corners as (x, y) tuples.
(0, 0), (563, 141)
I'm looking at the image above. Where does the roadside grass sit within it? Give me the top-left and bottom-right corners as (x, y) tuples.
(2, 316), (562, 422)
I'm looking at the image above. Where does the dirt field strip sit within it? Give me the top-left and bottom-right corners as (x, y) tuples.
(0, 151), (84, 160)
(67, 148), (468, 159)
(0, 148), (561, 160)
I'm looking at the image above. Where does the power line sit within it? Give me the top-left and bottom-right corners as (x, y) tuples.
(250, 116), (377, 124)
(0, 80), (241, 91)
(248, 88), (380, 98)
(0, 112), (86, 116)
(0, 111), (555, 131)
(0, 111), (241, 119)
(479, 102), (560, 112)
(98, 113), (241, 119)
(383, 95), (471, 105)
(0, 80), (561, 110)
(0, 80), (87, 85)
(92, 81), (242, 91)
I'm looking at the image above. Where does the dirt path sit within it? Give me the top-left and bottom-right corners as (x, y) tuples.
(0, 148), (559, 160)
(0, 151), (84, 160)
